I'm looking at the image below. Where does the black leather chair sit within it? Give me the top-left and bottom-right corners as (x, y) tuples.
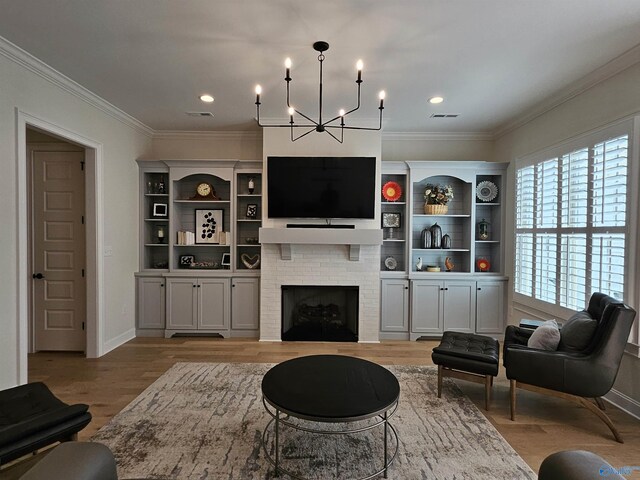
(538, 450), (625, 480)
(0, 382), (91, 464)
(503, 293), (636, 443)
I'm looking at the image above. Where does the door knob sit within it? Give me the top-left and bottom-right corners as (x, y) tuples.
(32, 273), (44, 279)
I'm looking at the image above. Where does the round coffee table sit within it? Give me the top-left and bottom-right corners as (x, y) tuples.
(261, 355), (400, 479)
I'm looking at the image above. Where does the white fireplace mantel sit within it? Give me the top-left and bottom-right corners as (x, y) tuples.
(259, 228), (383, 261)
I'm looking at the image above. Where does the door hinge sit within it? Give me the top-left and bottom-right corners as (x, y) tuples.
(81, 161), (85, 171)
(82, 321), (85, 331)
(82, 269), (85, 277)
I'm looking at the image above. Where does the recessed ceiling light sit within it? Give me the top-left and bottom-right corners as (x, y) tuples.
(200, 94), (214, 103)
(429, 96), (444, 104)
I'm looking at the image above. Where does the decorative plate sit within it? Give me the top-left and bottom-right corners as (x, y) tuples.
(476, 258), (491, 272)
(382, 181), (402, 202)
(384, 256), (398, 270)
(476, 181), (498, 202)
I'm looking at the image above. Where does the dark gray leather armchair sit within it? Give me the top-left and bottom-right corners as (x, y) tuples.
(504, 292), (636, 443)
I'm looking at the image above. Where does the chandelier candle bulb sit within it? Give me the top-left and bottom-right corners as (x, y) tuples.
(379, 90), (386, 109)
(255, 85), (261, 104)
(285, 57), (292, 80)
(356, 59), (363, 83)
(288, 107), (294, 123)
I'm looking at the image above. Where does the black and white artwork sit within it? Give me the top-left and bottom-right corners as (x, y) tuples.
(195, 209), (223, 244)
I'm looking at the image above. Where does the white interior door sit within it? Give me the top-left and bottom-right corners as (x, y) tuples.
(32, 149), (86, 351)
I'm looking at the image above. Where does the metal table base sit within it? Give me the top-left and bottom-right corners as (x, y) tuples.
(261, 397), (399, 480)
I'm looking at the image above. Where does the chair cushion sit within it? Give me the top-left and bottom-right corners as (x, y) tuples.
(527, 319), (560, 351)
(559, 311), (598, 352)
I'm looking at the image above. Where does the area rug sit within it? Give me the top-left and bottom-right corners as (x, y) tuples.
(92, 362), (536, 479)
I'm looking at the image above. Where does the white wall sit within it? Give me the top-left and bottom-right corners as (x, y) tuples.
(0, 42), (152, 389)
(494, 61), (640, 410)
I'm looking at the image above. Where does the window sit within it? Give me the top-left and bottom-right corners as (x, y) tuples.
(515, 130), (629, 310)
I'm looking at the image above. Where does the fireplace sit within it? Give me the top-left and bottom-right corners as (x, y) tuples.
(281, 285), (359, 342)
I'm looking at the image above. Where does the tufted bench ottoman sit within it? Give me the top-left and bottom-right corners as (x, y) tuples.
(431, 332), (500, 410)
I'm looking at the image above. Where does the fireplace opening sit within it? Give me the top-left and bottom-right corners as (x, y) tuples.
(281, 286), (359, 342)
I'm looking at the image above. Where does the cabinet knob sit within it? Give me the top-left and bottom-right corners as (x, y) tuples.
(445, 287), (449, 291)
(232, 284), (236, 287)
(477, 287), (482, 291)
(197, 285), (201, 288)
(160, 284), (164, 287)
(404, 286), (408, 290)
(440, 287), (445, 291)
(193, 284), (196, 288)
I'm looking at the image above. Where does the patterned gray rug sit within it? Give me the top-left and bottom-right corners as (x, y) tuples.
(92, 362), (536, 479)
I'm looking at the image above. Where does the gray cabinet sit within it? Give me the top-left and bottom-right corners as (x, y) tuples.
(475, 280), (505, 334)
(231, 278), (260, 330)
(199, 278), (231, 330)
(410, 279), (476, 338)
(380, 279), (409, 333)
(410, 280), (443, 335)
(166, 278), (198, 330)
(136, 276), (165, 330)
(166, 277), (230, 334)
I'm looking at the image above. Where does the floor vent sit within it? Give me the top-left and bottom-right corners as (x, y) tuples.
(186, 111), (214, 117)
(430, 114), (459, 118)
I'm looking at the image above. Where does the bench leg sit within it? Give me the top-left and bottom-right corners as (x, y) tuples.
(437, 365), (443, 398)
(484, 375), (491, 411)
(510, 379), (516, 421)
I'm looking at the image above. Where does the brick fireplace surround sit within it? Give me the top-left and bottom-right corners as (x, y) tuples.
(259, 243), (381, 342)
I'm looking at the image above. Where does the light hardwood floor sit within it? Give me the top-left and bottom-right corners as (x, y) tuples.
(22, 338), (640, 474)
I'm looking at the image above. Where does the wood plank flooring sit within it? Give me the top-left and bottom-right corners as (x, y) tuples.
(20, 338), (640, 474)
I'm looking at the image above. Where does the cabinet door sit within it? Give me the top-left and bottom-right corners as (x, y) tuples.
(381, 279), (409, 332)
(476, 280), (505, 334)
(166, 278), (197, 329)
(410, 280), (443, 334)
(198, 278), (230, 330)
(137, 277), (165, 329)
(443, 280), (476, 333)
(231, 278), (260, 330)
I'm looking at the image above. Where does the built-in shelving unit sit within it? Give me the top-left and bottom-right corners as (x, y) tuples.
(139, 166), (170, 271)
(235, 170), (262, 271)
(380, 163), (409, 274)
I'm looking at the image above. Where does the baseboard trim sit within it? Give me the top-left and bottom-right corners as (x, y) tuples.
(604, 388), (640, 420)
(102, 328), (136, 355)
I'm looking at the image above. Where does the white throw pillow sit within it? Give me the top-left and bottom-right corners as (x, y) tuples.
(527, 319), (560, 351)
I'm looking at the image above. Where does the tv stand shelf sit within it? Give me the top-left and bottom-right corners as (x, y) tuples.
(259, 228), (383, 261)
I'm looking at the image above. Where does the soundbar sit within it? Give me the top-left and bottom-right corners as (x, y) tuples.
(286, 224), (355, 229)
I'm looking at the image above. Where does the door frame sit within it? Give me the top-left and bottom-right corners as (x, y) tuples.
(16, 109), (104, 384)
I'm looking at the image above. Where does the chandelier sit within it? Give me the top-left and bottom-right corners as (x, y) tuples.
(254, 41), (385, 143)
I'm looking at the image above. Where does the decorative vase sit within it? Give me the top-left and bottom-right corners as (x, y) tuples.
(430, 223), (442, 249)
(420, 228), (431, 249)
(424, 204), (448, 215)
(442, 234), (451, 249)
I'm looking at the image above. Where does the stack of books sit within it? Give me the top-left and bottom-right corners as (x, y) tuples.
(176, 231), (195, 245)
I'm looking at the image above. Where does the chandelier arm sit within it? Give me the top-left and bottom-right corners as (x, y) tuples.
(293, 109), (318, 125)
(320, 82), (362, 126)
(324, 128), (344, 144)
(291, 127), (316, 142)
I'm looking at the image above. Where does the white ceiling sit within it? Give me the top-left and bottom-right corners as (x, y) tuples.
(1, 1), (640, 133)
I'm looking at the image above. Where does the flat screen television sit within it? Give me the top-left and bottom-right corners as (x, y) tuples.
(267, 156), (376, 219)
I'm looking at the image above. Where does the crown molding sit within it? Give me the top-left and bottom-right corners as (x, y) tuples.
(0, 35), (153, 137)
(382, 132), (493, 142)
(152, 130), (262, 141)
(494, 42), (640, 139)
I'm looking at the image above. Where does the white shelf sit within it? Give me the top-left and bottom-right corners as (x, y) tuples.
(144, 193), (169, 197)
(237, 219), (262, 222)
(475, 240), (500, 243)
(237, 194), (262, 197)
(413, 248), (470, 252)
(174, 199), (230, 204)
(144, 243), (169, 247)
(174, 244), (230, 247)
(476, 202), (500, 206)
(413, 214), (471, 218)
(382, 201), (406, 205)
(237, 244), (261, 247)
(144, 218), (169, 222)
(383, 239), (406, 243)
(260, 227), (383, 261)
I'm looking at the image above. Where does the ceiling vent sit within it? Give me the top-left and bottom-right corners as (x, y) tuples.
(430, 114), (459, 118)
(186, 111), (214, 117)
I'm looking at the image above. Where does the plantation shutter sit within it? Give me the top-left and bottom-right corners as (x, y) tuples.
(516, 166), (535, 228)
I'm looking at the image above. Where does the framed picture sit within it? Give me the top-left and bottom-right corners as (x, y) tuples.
(246, 204), (258, 219)
(382, 212), (401, 228)
(221, 253), (231, 267)
(195, 209), (223, 244)
(152, 203), (168, 218)
(179, 255), (195, 267)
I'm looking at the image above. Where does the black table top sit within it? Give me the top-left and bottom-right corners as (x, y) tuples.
(261, 355), (400, 421)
